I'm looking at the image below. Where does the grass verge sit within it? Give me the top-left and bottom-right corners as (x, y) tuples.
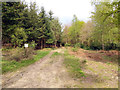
(2, 50), (50, 74)
(50, 52), (62, 58)
(63, 50), (85, 78)
(102, 55), (118, 63)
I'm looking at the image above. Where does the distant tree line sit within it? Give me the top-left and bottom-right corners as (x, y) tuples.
(2, 0), (120, 50)
(2, 1), (62, 49)
(62, 1), (120, 50)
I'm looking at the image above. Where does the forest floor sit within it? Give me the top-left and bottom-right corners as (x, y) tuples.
(2, 47), (118, 88)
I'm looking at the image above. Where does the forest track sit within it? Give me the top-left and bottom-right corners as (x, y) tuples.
(2, 50), (54, 88)
(2, 47), (118, 88)
(2, 48), (79, 88)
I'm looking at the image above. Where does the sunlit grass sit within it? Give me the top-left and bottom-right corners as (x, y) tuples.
(2, 50), (50, 74)
(64, 50), (85, 78)
(50, 52), (62, 58)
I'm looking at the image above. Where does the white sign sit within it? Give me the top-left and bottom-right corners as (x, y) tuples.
(24, 44), (28, 47)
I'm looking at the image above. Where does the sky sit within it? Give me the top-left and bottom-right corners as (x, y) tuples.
(23, 0), (94, 26)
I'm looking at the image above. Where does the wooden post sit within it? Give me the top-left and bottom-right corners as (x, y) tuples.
(24, 44), (28, 57)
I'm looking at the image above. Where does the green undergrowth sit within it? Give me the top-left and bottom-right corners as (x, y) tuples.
(2, 50), (50, 74)
(51, 52), (62, 58)
(102, 55), (118, 64)
(64, 50), (85, 78)
(71, 47), (78, 52)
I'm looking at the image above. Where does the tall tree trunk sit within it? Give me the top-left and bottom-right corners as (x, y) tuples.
(43, 39), (44, 48)
(42, 39), (44, 48)
(102, 32), (104, 50)
(101, 24), (105, 50)
(44, 39), (46, 48)
(102, 43), (104, 50)
(41, 39), (43, 49)
(55, 41), (57, 48)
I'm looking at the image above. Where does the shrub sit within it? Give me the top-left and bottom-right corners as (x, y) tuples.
(8, 47), (36, 61)
(83, 46), (91, 50)
(72, 47), (78, 52)
(80, 44), (84, 48)
(23, 47), (36, 59)
(74, 43), (81, 48)
(11, 53), (23, 61)
(65, 43), (71, 47)
(9, 48), (24, 61)
(29, 41), (37, 49)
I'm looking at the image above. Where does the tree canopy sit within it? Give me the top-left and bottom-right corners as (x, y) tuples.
(2, 0), (119, 50)
(62, 0), (119, 50)
(2, 1), (62, 48)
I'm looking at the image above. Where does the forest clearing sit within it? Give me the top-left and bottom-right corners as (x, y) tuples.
(1, 0), (119, 89)
(2, 47), (118, 88)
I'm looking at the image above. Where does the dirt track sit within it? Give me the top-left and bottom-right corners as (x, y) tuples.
(2, 48), (79, 88)
(2, 48), (118, 88)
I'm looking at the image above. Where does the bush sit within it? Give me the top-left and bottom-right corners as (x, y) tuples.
(2, 48), (10, 51)
(89, 42), (102, 50)
(80, 44), (84, 48)
(11, 53), (23, 61)
(83, 46), (91, 50)
(9, 48), (24, 61)
(72, 47), (78, 52)
(65, 43), (71, 47)
(29, 41), (37, 49)
(8, 47), (36, 61)
(23, 48), (36, 59)
(74, 43), (81, 48)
